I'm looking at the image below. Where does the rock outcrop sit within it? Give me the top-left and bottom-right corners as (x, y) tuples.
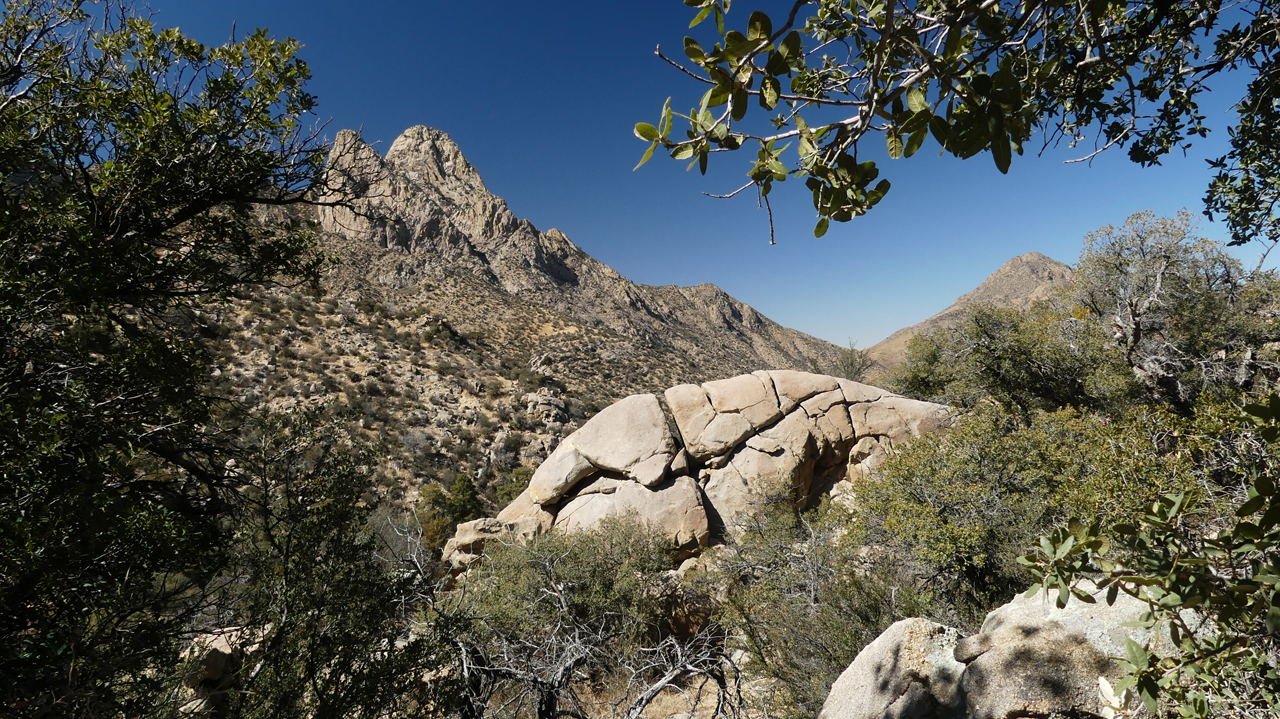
(819, 581), (1200, 719)
(445, 371), (950, 569)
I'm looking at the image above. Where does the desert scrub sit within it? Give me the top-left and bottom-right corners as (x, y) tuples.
(713, 499), (937, 718)
(857, 399), (1280, 611)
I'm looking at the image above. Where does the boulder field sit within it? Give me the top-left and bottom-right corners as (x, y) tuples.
(442, 370), (950, 569)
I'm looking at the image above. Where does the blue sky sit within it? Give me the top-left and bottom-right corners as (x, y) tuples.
(152, 1), (1261, 345)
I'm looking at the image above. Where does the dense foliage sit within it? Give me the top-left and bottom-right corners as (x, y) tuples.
(638, 1), (1280, 243)
(435, 516), (734, 719)
(712, 501), (935, 717)
(895, 210), (1280, 415)
(0, 3), (444, 717)
(869, 212), (1280, 715)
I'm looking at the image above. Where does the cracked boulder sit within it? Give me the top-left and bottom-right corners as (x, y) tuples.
(552, 474), (710, 556)
(448, 371), (951, 567)
(702, 411), (819, 534)
(526, 393), (676, 504)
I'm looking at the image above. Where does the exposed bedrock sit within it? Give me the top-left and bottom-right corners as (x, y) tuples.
(445, 371), (951, 569)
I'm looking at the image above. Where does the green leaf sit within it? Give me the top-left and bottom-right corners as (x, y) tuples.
(814, 217), (829, 238)
(747, 11), (772, 41)
(1124, 638), (1151, 670)
(779, 30), (801, 60)
(1137, 675), (1160, 714)
(906, 87), (928, 114)
(990, 130), (1011, 174)
(929, 115), (951, 149)
(1238, 494), (1268, 516)
(683, 37), (706, 62)
(633, 142), (656, 171)
(760, 76), (781, 110)
(732, 89), (749, 121)
(1260, 501), (1280, 528)
(690, 5), (713, 27)
(904, 126), (927, 158)
(698, 151), (708, 175)
(886, 130), (904, 159)
(634, 123), (660, 142)
(901, 109), (930, 134)
(671, 144), (696, 160)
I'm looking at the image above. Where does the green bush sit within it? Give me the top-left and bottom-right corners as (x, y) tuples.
(437, 516), (729, 719)
(712, 500), (937, 718)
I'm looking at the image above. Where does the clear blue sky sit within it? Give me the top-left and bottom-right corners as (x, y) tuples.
(151, 1), (1261, 345)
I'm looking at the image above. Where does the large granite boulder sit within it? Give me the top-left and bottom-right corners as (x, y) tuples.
(819, 582), (1197, 719)
(527, 393), (676, 505)
(552, 475), (709, 555)
(449, 371), (951, 566)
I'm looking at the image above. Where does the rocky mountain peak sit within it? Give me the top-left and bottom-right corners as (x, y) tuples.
(952, 252), (1074, 309)
(315, 125), (841, 381)
(386, 126), (491, 205)
(865, 252), (1075, 373)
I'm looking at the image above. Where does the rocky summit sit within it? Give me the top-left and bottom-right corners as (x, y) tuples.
(318, 126), (841, 381)
(865, 252), (1074, 374)
(205, 126), (846, 509)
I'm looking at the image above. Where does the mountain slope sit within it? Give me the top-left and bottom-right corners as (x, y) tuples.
(318, 126), (840, 379)
(205, 126), (845, 512)
(866, 252), (1075, 373)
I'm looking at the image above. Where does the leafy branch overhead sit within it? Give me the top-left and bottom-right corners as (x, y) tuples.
(636, 0), (1280, 240)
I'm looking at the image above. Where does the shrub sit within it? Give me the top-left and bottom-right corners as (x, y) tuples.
(438, 516), (731, 719)
(713, 500), (937, 717)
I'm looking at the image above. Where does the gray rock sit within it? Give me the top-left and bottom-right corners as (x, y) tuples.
(956, 621), (1116, 719)
(818, 618), (964, 719)
(819, 581), (1193, 719)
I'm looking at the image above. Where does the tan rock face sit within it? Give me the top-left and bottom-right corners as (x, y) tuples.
(553, 475), (709, 553)
(448, 371), (951, 566)
(527, 393), (675, 505)
(442, 517), (541, 571)
(569, 393), (675, 476)
(768, 370), (841, 413)
(527, 443), (595, 505)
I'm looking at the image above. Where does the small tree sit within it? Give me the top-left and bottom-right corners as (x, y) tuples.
(832, 341), (876, 382)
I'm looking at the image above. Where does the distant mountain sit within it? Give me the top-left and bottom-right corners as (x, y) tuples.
(865, 252), (1075, 373)
(206, 127), (844, 509)
(317, 126), (841, 388)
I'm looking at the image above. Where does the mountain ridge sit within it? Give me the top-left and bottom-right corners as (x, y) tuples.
(865, 252), (1075, 373)
(317, 126), (841, 377)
